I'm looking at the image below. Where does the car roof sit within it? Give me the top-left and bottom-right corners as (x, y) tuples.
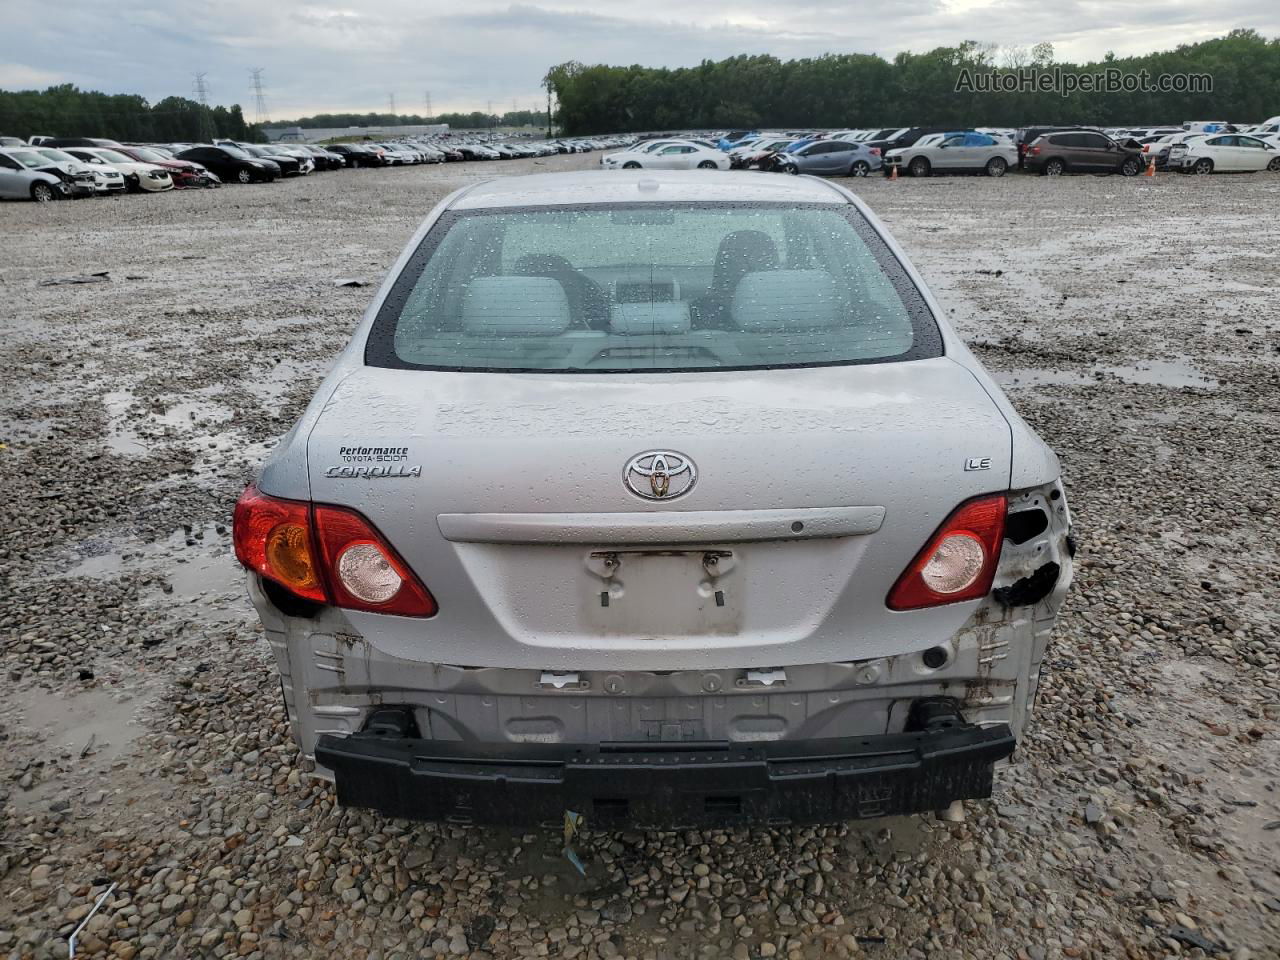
(449, 170), (847, 210)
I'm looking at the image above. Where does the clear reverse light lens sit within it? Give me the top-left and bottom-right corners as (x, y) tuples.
(920, 533), (986, 594)
(336, 543), (402, 604)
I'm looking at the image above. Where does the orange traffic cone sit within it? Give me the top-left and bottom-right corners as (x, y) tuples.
(889, 163), (898, 181)
(1144, 158), (1155, 177)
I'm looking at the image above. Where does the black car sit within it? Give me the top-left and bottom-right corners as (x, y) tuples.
(299, 145), (345, 170)
(862, 126), (953, 155)
(174, 145), (278, 184)
(46, 137), (125, 149)
(326, 143), (383, 168)
(237, 145), (298, 176)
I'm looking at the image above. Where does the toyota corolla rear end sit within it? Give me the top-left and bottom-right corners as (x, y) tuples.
(234, 172), (1073, 828)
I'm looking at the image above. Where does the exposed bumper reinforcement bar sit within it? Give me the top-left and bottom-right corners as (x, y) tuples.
(315, 704), (1015, 828)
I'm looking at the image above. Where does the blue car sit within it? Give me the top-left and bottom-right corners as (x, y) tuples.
(716, 130), (759, 151)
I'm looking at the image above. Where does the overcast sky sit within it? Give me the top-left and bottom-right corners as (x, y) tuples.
(2, 1), (1275, 120)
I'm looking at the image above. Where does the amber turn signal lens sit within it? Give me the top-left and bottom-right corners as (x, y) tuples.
(264, 522), (319, 591)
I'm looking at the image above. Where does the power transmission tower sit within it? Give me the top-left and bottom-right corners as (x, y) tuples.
(193, 73), (210, 106)
(388, 93), (396, 117)
(250, 68), (270, 125)
(424, 91), (432, 120)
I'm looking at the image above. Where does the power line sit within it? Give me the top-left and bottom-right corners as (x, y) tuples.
(250, 68), (270, 125)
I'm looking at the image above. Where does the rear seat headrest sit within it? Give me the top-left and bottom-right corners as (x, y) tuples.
(462, 276), (571, 336)
(731, 270), (842, 331)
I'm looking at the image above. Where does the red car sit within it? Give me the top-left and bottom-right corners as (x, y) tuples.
(118, 146), (219, 187)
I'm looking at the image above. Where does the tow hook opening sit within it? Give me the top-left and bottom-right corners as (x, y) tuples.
(359, 706), (420, 739)
(906, 697), (967, 733)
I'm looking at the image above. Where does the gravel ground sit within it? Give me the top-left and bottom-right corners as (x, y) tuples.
(1, 153), (1278, 960)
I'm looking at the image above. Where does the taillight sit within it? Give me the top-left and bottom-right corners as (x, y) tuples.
(886, 494), (1007, 611)
(233, 487), (325, 603)
(233, 485), (436, 617)
(312, 504), (436, 616)
(868, 147), (881, 156)
(1028, 145), (1041, 156)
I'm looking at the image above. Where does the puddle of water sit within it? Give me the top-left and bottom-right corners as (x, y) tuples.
(994, 368), (1094, 387)
(59, 523), (245, 619)
(1123, 658), (1280, 874)
(1102, 359), (1214, 388)
(13, 685), (144, 764)
(103, 388), (235, 456)
(103, 389), (148, 454)
(993, 358), (1214, 390)
(245, 358), (308, 406)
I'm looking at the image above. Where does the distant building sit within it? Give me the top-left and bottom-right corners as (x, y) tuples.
(264, 126), (305, 142)
(262, 123), (450, 142)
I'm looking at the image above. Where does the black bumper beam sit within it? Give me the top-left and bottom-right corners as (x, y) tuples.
(316, 707), (1015, 828)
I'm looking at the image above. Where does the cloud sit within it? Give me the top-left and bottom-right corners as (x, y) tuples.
(0, 63), (64, 88)
(0, 0), (1275, 118)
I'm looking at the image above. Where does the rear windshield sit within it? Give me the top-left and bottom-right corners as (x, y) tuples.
(366, 202), (940, 373)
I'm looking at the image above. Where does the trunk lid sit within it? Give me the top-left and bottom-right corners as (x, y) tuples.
(306, 359), (1011, 671)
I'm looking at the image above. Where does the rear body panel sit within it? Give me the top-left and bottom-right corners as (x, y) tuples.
(302, 359), (1012, 671)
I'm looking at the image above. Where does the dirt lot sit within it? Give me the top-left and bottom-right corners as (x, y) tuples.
(1, 153), (1278, 960)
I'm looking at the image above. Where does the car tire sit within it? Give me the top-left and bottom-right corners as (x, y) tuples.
(30, 181), (55, 203)
(850, 160), (870, 177)
(1268, 157), (1280, 171)
(1120, 158), (1141, 176)
(697, 160), (717, 169)
(909, 157), (930, 177)
(623, 161), (641, 169)
(985, 157), (1007, 177)
(237, 167), (253, 184)
(784, 164), (799, 175)
(1193, 158), (1214, 175)
(1044, 158), (1066, 177)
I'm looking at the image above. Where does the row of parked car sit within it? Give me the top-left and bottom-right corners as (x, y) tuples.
(0, 132), (639, 201)
(599, 118), (1280, 180)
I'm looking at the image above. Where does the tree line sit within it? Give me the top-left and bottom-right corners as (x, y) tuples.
(0, 84), (259, 142)
(268, 109), (547, 130)
(544, 30), (1280, 135)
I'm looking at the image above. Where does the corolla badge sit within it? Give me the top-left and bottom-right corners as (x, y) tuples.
(624, 450), (697, 501)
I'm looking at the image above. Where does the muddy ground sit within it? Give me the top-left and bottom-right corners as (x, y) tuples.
(0, 153), (1277, 960)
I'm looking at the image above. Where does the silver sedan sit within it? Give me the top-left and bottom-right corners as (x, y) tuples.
(234, 170), (1074, 828)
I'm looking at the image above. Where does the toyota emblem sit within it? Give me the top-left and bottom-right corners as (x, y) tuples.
(623, 450), (697, 501)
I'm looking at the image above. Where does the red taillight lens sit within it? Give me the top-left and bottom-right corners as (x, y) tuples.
(232, 486), (436, 617)
(869, 147), (881, 156)
(233, 486), (326, 603)
(886, 494), (1007, 611)
(1028, 145), (1041, 156)
(313, 505), (437, 617)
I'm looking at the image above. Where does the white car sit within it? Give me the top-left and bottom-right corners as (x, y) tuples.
(600, 139), (684, 166)
(603, 141), (730, 171)
(65, 147), (174, 191)
(1171, 133), (1280, 174)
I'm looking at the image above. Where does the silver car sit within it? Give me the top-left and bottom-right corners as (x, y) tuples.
(778, 139), (882, 177)
(234, 171), (1074, 828)
(885, 131), (1019, 178)
(0, 148), (70, 201)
